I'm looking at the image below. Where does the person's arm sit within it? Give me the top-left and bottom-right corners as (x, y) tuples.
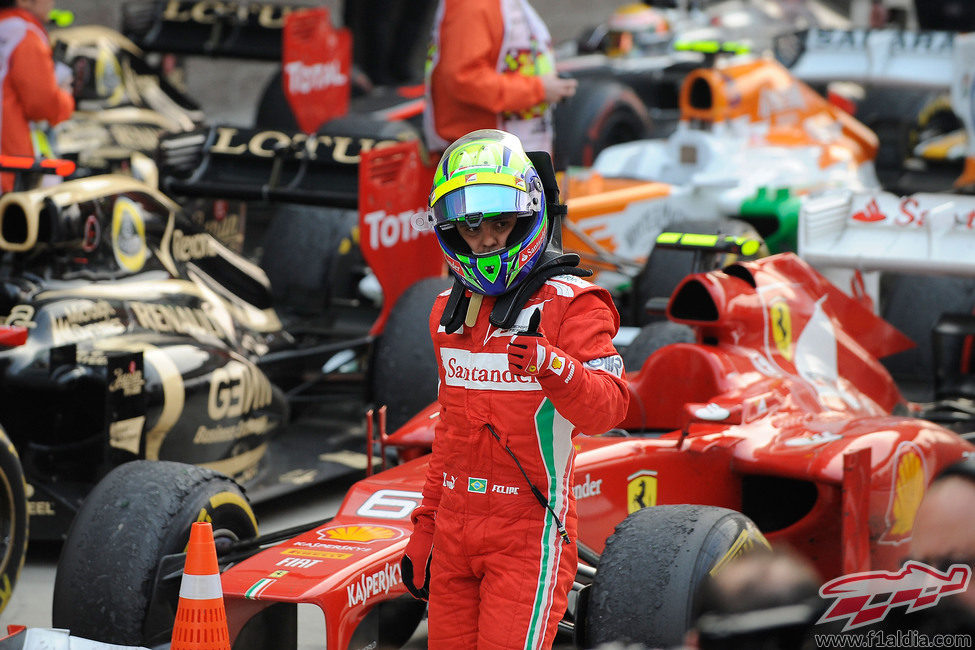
(401, 316), (448, 600)
(9, 31), (74, 126)
(508, 291), (629, 435)
(411, 402), (446, 529)
(435, 0), (545, 114)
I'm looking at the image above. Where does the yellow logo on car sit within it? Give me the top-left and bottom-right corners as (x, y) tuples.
(882, 442), (926, 542)
(318, 525), (401, 543)
(709, 528), (773, 576)
(627, 470), (657, 513)
(111, 197), (147, 273)
(770, 301), (792, 361)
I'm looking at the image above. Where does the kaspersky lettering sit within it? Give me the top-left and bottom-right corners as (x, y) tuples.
(347, 562), (402, 607)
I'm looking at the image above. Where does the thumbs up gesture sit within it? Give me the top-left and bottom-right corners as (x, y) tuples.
(507, 309), (564, 377)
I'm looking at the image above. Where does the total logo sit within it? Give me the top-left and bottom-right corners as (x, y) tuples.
(363, 209), (431, 249)
(284, 61), (347, 94)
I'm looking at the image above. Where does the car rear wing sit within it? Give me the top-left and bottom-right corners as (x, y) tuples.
(120, 0), (310, 59)
(798, 189), (975, 276)
(157, 117), (424, 207)
(782, 27), (955, 89)
(156, 120), (443, 334)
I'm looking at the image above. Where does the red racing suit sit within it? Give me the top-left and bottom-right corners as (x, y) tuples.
(415, 274), (629, 649)
(0, 8), (74, 191)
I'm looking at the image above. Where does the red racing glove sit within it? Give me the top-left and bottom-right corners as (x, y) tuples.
(400, 522), (434, 601)
(508, 309), (568, 378)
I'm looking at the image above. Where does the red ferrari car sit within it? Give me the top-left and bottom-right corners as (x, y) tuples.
(52, 251), (975, 649)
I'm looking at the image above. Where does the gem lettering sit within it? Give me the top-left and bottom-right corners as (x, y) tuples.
(207, 360), (273, 420)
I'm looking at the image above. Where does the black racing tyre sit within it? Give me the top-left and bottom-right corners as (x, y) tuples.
(52, 461), (259, 647)
(854, 87), (945, 181)
(880, 273), (975, 395)
(585, 504), (769, 649)
(0, 427), (27, 616)
(260, 205), (359, 316)
(621, 321), (695, 375)
(629, 219), (765, 326)
(914, 96), (962, 147)
(553, 78), (651, 170)
(370, 276), (453, 433)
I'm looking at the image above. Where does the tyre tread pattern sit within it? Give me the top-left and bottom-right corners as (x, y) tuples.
(53, 461), (254, 645)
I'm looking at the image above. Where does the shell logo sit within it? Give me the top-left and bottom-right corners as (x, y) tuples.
(551, 358), (562, 370)
(316, 524), (404, 544)
(880, 442), (927, 544)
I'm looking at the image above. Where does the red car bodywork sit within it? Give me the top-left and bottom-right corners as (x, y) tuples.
(219, 253), (974, 648)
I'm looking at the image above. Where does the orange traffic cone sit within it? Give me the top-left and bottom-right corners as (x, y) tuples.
(171, 522), (231, 650)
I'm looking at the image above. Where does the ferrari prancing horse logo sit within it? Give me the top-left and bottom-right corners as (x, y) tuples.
(626, 470), (657, 514)
(770, 301), (793, 361)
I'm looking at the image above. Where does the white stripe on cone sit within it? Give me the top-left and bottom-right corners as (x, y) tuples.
(178, 572), (223, 601)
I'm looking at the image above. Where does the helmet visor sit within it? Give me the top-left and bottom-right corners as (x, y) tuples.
(433, 185), (535, 227)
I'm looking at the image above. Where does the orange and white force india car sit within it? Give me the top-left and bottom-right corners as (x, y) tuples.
(555, 50), (881, 319)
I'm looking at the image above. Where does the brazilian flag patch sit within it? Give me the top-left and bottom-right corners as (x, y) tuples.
(468, 477), (487, 493)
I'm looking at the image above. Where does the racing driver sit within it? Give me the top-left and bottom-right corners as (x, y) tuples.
(401, 129), (629, 648)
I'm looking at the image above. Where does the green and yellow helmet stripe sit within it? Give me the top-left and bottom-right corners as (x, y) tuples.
(430, 170), (529, 207)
